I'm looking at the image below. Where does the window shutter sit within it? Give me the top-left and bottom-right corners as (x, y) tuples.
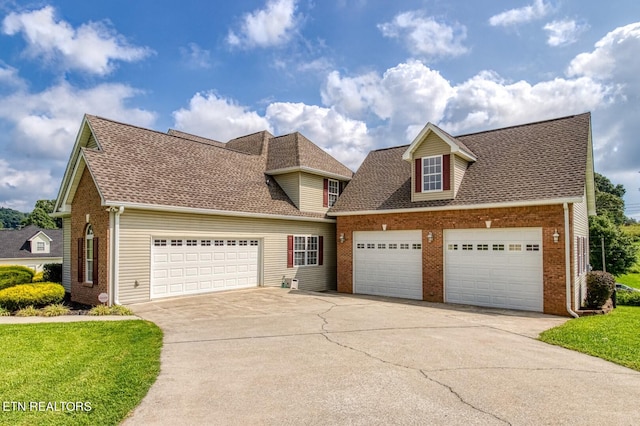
(287, 235), (294, 268)
(323, 179), (329, 207)
(77, 238), (84, 282)
(339, 181), (345, 195)
(318, 236), (324, 266)
(415, 158), (422, 193)
(442, 154), (451, 191)
(93, 237), (99, 285)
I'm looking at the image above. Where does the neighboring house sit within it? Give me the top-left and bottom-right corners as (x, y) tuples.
(52, 115), (353, 306)
(329, 113), (596, 316)
(0, 225), (63, 272)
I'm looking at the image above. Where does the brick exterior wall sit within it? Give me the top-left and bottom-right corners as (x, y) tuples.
(70, 167), (110, 305)
(336, 204), (575, 316)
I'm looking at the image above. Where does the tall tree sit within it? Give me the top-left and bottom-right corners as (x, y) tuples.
(21, 199), (59, 229)
(594, 173), (627, 225)
(0, 207), (27, 229)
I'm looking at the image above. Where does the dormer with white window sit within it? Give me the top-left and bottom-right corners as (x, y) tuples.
(402, 123), (477, 202)
(28, 231), (52, 254)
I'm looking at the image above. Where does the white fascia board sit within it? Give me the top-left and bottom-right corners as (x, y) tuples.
(104, 201), (337, 223)
(28, 231), (53, 242)
(327, 197), (583, 217)
(585, 123), (597, 216)
(402, 123), (477, 162)
(54, 115), (92, 213)
(266, 166), (352, 181)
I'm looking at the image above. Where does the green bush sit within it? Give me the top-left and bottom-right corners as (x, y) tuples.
(15, 306), (40, 317)
(32, 271), (44, 282)
(0, 306), (10, 316)
(89, 305), (112, 316)
(616, 291), (640, 306)
(585, 271), (615, 308)
(0, 283), (65, 311)
(43, 263), (62, 283)
(0, 265), (35, 291)
(40, 303), (70, 317)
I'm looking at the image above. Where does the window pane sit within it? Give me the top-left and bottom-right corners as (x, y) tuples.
(294, 252), (305, 266)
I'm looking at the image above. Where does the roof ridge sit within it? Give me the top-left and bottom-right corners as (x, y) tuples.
(372, 144), (410, 152)
(454, 112), (590, 138)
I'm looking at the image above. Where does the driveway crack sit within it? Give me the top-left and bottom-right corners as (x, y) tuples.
(320, 333), (511, 424)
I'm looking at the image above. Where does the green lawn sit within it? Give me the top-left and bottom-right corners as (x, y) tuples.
(617, 242), (640, 289)
(0, 320), (162, 426)
(540, 306), (640, 371)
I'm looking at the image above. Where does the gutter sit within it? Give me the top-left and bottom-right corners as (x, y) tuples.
(564, 202), (579, 318)
(108, 206), (124, 306)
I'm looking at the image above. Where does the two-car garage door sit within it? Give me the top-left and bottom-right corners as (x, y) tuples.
(353, 228), (543, 312)
(151, 238), (259, 299)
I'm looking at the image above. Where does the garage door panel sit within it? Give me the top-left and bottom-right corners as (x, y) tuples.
(445, 228), (543, 312)
(151, 238), (260, 299)
(354, 230), (422, 300)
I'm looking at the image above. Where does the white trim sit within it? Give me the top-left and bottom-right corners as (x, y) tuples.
(27, 231), (53, 242)
(564, 203), (579, 318)
(105, 201), (337, 223)
(265, 166), (352, 181)
(421, 155), (444, 193)
(402, 123), (477, 162)
(328, 197), (583, 217)
(293, 235), (319, 267)
(327, 178), (339, 207)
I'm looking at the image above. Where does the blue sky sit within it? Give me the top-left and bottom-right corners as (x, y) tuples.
(0, 0), (639, 217)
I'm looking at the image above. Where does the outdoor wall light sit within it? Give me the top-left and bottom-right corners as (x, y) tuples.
(427, 231), (433, 243)
(485, 220), (492, 229)
(339, 233), (345, 244)
(553, 229), (560, 243)
(382, 224), (387, 231)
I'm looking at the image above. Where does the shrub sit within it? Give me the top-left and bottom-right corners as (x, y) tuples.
(0, 306), (10, 316)
(89, 305), (112, 316)
(0, 283), (65, 311)
(32, 271), (44, 282)
(109, 305), (134, 316)
(40, 303), (70, 317)
(616, 291), (640, 306)
(15, 306), (40, 317)
(585, 271), (615, 308)
(43, 263), (63, 284)
(0, 265), (35, 291)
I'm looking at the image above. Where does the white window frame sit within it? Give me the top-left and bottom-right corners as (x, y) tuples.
(422, 155), (442, 192)
(328, 179), (339, 207)
(36, 241), (45, 252)
(293, 235), (319, 267)
(85, 225), (94, 284)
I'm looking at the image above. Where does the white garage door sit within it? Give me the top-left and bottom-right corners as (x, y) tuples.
(353, 230), (422, 300)
(151, 238), (259, 299)
(445, 228), (543, 312)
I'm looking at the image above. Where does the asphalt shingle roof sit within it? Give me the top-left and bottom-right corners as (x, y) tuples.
(330, 113), (591, 213)
(82, 115), (350, 218)
(0, 225), (62, 259)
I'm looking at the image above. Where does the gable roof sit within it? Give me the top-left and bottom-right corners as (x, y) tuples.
(266, 132), (354, 179)
(330, 113), (593, 214)
(56, 115), (352, 220)
(402, 122), (477, 162)
(0, 225), (62, 259)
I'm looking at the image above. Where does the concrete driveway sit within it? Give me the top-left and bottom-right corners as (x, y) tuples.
(123, 288), (640, 425)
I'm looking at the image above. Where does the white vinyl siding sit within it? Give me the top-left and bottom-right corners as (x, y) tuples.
(273, 173), (300, 208)
(62, 217), (71, 291)
(573, 192), (589, 308)
(117, 210), (336, 304)
(299, 172), (328, 213)
(412, 132), (454, 202)
(453, 155), (468, 197)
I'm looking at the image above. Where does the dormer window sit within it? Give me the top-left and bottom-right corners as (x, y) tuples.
(328, 179), (339, 207)
(36, 241), (45, 252)
(422, 155), (442, 192)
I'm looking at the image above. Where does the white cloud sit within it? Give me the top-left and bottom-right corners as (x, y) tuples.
(266, 102), (371, 170)
(172, 92), (273, 141)
(179, 43), (212, 69)
(0, 82), (156, 159)
(378, 11), (468, 59)
(544, 20), (588, 47)
(227, 0), (299, 49)
(0, 64), (25, 88)
(322, 60), (454, 131)
(2, 6), (152, 75)
(489, 0), (550, 27)
(0, 158), (57, 211)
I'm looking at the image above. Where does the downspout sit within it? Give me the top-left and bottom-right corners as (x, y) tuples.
(564, 203), (579, 318)
(113, 206), (124, 305)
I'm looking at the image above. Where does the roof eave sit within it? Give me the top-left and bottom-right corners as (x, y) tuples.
(328, 197), (584, 217)
(401, 123), (477, 162)
(104, 201), (337, 223)
(265, 166), (352, 181)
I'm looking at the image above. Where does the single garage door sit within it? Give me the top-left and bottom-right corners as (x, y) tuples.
(353, 230), (422, 300)
(151, 238), (259, 299)
(445, 228), (543, 311)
